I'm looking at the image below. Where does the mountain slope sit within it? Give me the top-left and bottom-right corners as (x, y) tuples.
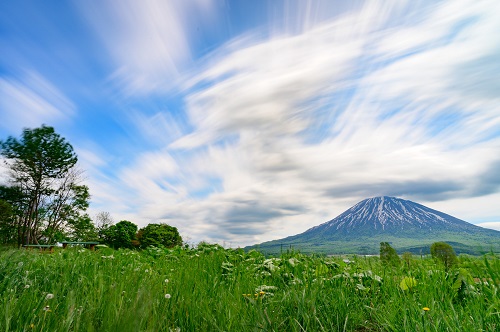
(250, 196), (500, 255)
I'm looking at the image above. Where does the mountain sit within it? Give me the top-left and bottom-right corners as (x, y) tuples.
(249, 196), (500, 255)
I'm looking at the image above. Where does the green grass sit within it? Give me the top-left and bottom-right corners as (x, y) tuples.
(0, 244), (499, 331)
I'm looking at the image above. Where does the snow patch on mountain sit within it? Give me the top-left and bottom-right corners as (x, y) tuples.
(306, 196), (478, 236)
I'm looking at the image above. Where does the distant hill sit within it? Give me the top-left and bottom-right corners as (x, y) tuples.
(248, 196), (500, 255)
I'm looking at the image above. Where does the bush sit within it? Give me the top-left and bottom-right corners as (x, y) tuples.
(380, 242), (400, 267)
(430, 241), (457, 270)
(137, 223), (182, 249)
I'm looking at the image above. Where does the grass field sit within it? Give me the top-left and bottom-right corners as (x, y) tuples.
(1, 244), (499, 331)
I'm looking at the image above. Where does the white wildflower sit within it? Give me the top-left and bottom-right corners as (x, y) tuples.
(24, 284), (30, 289)
(165, 294), (171, 299)
(164, 278), (169, 283)
(45, 293), (54, 300)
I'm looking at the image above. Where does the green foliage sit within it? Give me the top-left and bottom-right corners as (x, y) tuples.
(137, 223), (182, 249)
(380, 242), (400, 266)
(402, 251), (412, 264)
(399, 276), (417, 291)
(0, 125), (77, 179)
(431, 241), (457, 270)
(103, 220), (138, 249)
(0, 199), (16, 244)
(0, 246), (499, 331)
(94, 211), (114, 241)
(0, 126), (88, 245)
(66, 214), (98, 242)
(452, 268), (476, 304)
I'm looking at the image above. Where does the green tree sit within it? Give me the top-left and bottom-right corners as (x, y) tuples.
(67, 214), (98, 242)
(430, 242), (457, 270)
(0, 199), (16, 244)
(94, 211), (114, 241)
(0, 185), (28, 245)
(103, 220), (138, 249)
(41, 169), (91, 243)
(380, 242), (400, 266)
(0, 125), (81, 245)
(137, 223), (182, 249)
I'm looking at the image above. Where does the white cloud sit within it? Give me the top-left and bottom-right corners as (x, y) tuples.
(475, 222), (500, 232)
(129, 111), (186, 147)
(84, 0), (500, 247)
(77, 0), (218, 95)
(0, 72), (74, 133)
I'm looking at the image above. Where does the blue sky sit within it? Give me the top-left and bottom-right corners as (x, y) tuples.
(1, 0), (499, 246)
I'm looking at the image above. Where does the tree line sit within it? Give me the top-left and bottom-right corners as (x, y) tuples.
(0, 125), (182, 249)
(380, 241), (458, 269)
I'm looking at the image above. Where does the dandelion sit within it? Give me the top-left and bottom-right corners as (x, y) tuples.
(45, 293), (54, 300)
(24, 284), (30, 289)
(145, 269), (149, 273)
(164, 278), (169, 283)
(423, 307), (430, 311)
(259, 291), (265, 296)
(165, 294), (171, 299)
(30, 324), (35, 329)
(43, 306), (51, 311)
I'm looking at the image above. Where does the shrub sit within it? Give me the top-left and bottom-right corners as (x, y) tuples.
(380, 242), (400, 266)
(137, 223), (182, 249)
(430, 241), (457, 270)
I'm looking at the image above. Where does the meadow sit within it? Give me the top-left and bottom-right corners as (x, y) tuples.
(0, 244), (499, 331)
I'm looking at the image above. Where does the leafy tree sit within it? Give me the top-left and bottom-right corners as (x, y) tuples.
(0, 185), (28, 244)
(0, 199), (16, 244)
(0, 125), (83, 245)
(137, 223), (182, 249)
(103, 220), (138, 249)
(380, 242), (400, 266)
(94, 211), (114, 241)
(41, 169), (91, 243)
(430, 242), (457, 270)
(66, 214), (98, 242)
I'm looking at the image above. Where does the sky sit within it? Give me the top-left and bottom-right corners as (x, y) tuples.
(1, 0), (499, 247)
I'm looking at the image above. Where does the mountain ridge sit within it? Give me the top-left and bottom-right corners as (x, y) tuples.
(249, 196), (500, 255)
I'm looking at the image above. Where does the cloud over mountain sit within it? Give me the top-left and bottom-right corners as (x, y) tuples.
(1, 1), (499, 247)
